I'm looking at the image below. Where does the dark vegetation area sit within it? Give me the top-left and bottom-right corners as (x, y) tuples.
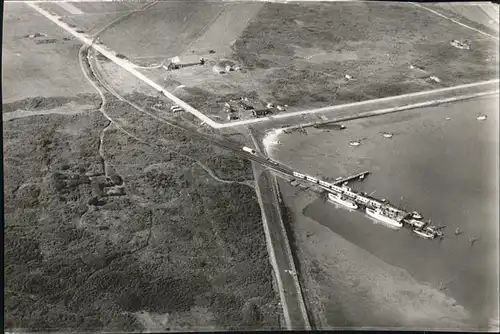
(229, 2), (498, 109)
(4, 96), (279, 331)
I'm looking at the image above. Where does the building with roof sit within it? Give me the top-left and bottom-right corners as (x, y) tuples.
(252, 109), (271, 117)
(166, 55), (204, 70)
(213, 65), (226, 74)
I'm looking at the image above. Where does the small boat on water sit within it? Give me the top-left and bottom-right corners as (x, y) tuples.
(413, 228), (435, 239)
(411, 211), (423, 220)
(426, 226), (443, 238)
(366, 207), (403, 228)
(408, 219), (427, 229)
(328, 193), (358, 210)
(349, 141), (361, 147)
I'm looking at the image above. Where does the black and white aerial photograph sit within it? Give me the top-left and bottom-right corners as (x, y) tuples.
(2, 0), (499, 332)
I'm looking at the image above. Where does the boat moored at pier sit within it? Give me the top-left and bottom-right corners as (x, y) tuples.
(328, 193), (358, 210)
(365, 206), (404, 228)
(411, 211), (423, 220)
(413, 228), (436, 239)
(406, 219), (428, 229)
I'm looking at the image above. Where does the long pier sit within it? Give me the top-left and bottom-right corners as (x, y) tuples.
(291, 170), (444, 239)
(333, 171), (370, 185)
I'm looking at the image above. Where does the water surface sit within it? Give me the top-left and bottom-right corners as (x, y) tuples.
(270, 95), (499, 329)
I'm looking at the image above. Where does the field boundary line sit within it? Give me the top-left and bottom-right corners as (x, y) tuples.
(410, 2), (499, 40)
(56, 1), (84, 15)
(480, 4), (500, 24)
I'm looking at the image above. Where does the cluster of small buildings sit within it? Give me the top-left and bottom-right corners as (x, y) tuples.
(162, 55), (244, 74)
(212, 64), (241, 74)
(222, 97), (287, 121)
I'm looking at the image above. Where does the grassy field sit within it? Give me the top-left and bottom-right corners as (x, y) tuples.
(138, 2), (498, 123)
(231, 2), (498, 102)
(98, 1), (226, 60)
(2, 3), (96, 102)
(182, 3), (264, 57)
(72, 2), (145, 13)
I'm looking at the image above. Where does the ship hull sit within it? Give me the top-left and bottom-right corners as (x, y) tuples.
(328, 193), (358, 209)
(366, 208), (403, 228)
(413, 229), (435, 239)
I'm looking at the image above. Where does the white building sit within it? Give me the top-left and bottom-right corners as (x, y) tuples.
(170, 55), (204, 68)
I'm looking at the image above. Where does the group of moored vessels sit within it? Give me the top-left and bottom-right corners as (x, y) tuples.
(404, 211), (445, 240)
(299, 170), (445, 240)
(327, 190), (444, 240)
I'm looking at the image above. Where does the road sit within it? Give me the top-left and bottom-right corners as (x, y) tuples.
(273, 85), (499, 131)
(250, 129), (311, 330)
(252, 163), (311, 330)
(26, 2), (499, 130)
(247, 79), (499, 130)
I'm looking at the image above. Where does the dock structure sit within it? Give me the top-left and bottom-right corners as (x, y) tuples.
(332, 171), (370, 185)
(291, 170), (444, 239)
